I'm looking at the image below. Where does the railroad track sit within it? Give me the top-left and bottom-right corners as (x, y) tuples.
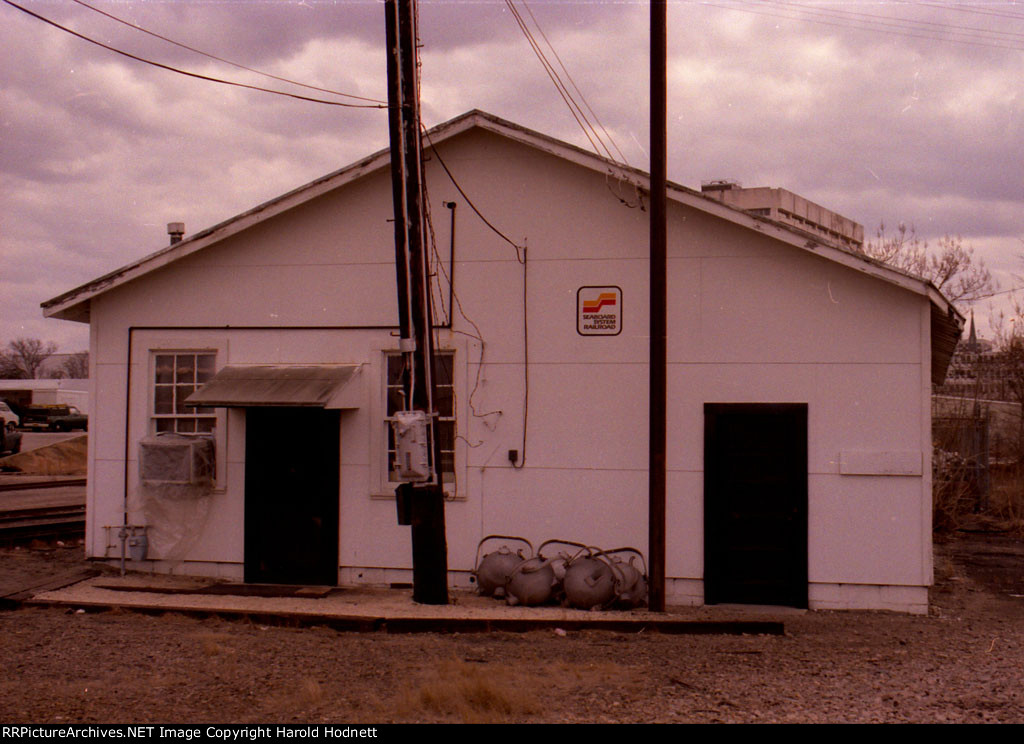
(0, 478), (87, 492)
(0, 504), (85, 542)
(0, 479), (86, 542)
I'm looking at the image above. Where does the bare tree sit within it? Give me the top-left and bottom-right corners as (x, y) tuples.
(0, 338), (59, 379)
(987, 297), (1024, 462)
(59, 352), (89, 379)
(859, 223), (994, 306)
(0, 356), (19, 379)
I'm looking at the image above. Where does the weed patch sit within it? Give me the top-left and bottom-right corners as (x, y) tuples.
(396, 658), (543, 723)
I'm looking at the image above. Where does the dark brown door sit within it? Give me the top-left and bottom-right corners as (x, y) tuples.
(704, 403), (808, 608)
(244, 407), (340, 585)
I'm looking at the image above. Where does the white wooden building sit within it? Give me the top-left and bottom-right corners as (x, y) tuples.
(43, 110), (962, 613)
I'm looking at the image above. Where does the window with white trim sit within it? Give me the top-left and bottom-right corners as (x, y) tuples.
(152, 352), (217, 434)
(385, 351), (455, 483)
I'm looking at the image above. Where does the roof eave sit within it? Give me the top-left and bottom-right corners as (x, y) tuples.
(41, 111), (491, 321)
(41, 109), (961, 333)
(475, 114), (954, 306)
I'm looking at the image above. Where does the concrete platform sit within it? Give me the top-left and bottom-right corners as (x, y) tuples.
(23, 572), (790, 635)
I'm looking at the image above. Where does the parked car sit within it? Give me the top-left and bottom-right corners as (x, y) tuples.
(0, 401), (19, 432)
(19, 405), (88, 431)
(0, 425), (21, 455)
(48, 406), (89, 432)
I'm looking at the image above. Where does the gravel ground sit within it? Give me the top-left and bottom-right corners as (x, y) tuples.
(0, 535), (1022, 724)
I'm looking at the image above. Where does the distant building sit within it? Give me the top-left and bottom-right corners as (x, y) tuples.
(0, 378), (89, 413)
(700, 181), (864, 251)
(935, 312), (1011, 401)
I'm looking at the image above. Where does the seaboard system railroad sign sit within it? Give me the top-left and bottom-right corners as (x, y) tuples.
(577, 286), (622, 336)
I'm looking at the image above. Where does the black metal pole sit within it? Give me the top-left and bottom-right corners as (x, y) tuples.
(649, 0), (668, 613)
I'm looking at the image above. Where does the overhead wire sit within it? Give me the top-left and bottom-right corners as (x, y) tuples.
(517, 0), (630, 167)
(423, 126), (526, 254)
(503, 0), (632, 166)
(2, 0), (388, 108)
(422, 131), (505, 426)
(67, 0), (388, 104)
(762, 0), (1024, 44)
(503, 0), (641, 208)
(908, 1), (1024, 24)
(502, 0), (605, 159)
(707, 0), (1024, 51)
(422, 126), (529, 463)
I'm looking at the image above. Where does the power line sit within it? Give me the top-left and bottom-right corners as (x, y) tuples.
(518, 0), (629, 166)
(504, 0), (628, 165)
(912, 1), (1024, 23)
(423, 125), (525, 253)
(503, 0), (605, 159)
(3, 0), (388, 108)
(763, 0), (1024, 43)
(708, 0), (1024, 51)
(69, 0), (387, 104)
(421, 126), (529, 466)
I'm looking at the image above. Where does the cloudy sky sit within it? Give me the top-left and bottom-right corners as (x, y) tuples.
(3, 0), (1023, 353)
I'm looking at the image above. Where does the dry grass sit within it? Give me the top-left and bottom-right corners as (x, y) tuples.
(191, 632), (237, 657)
(264, 676), (330, 719)
(987, 468), (1024, 533)
(935, 462), (1024, 535)
(932, 552), (958, 585)
(392, 652), (640, 723)
(395, 657), (544, 723)
(295, 678), (324, 706)
(933, 466), (977, 532)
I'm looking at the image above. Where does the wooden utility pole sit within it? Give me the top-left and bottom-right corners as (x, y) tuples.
(384, 0), (449, 605)
(649, 0), (668, 613)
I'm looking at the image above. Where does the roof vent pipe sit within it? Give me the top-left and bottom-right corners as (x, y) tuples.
(167, 222), (185, 245)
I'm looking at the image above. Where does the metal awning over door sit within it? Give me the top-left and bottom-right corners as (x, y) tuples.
(184, 365), (363, 409)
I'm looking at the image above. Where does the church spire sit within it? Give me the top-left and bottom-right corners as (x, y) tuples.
(966, 309), (979, 351)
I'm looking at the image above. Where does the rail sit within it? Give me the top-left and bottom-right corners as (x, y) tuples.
(0, 478), (87, 492)
(0, 504), (85, 543)
(0, 478), (87, 542)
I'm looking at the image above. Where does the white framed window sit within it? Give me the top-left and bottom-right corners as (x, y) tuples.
(152, 352), (217, 434)
(135, 335), (228, 494)
(385, 351), (455, 483)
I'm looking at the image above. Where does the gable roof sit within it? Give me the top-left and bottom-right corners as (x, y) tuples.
(41, 109), (963, 378)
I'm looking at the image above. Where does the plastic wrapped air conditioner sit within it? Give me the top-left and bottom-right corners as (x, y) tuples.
(139, 432), (214, 489)
(135, 432), (215, 560)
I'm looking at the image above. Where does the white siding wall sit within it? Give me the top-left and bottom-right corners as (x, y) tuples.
(83, 127), (930, 609)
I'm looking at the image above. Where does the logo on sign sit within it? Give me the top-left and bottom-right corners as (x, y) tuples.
(577, 286), (622, 336)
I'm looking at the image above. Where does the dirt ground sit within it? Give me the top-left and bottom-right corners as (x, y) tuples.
(1, 534), (1022, 724)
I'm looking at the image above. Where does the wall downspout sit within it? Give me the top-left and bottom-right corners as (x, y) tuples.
(445, 201), (456, 329)
(120, 326), (134, 575)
